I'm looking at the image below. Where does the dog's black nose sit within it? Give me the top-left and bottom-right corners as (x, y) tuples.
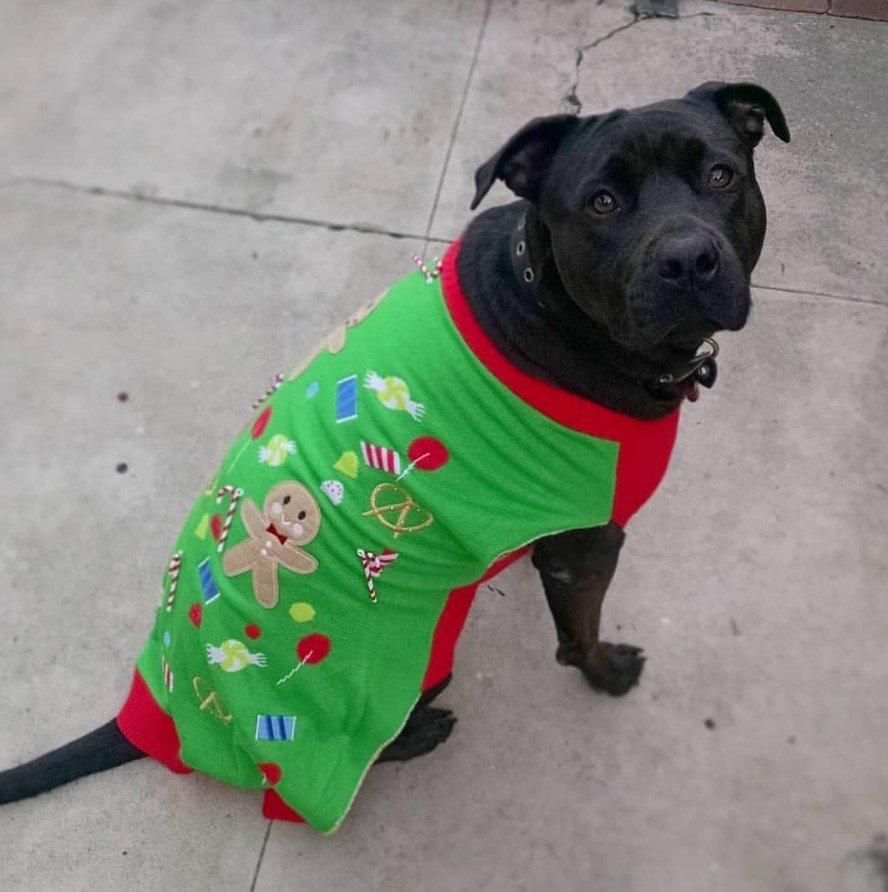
(657, 234), (720, 287)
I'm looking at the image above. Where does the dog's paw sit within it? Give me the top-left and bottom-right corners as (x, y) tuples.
(580, 642), (646, 697)
(377, 706), (457, 763)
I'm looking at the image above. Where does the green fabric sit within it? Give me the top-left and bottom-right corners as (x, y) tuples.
(136, 268), (620, 831)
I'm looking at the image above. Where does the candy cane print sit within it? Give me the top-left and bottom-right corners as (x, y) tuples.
(215, 486), (243, 554)
(161, 655), (174, 691)
(165, 550), (183, 612)
(410, 253), (443, 283)
(251, 372), (284, 410)
(356, 548), (398, 603)
(357, 549), (378, 602)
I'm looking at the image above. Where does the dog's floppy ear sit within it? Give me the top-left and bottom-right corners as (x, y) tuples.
(687, 81), (790, 147)
(471, 114), (578, 210)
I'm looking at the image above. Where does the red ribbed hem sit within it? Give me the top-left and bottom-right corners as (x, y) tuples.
(263, 789), (306, 822)
(423, 548), (528, 691)
(440, 241), (680, 526)
(117, 669), (192, 775)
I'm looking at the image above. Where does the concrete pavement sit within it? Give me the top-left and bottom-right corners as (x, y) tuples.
(1, 1), (886, 890)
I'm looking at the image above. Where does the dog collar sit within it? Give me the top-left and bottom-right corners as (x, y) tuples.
(654, 338), (719, 403)
(510, 213), (719, 403)
(510, 213), (538, 288)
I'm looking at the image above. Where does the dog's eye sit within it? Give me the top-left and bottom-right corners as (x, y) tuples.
(588, 191), (618, 215)
(297, 510), (306, 520)
(282, 495), (291, 505)
(708, 165), (734, 189)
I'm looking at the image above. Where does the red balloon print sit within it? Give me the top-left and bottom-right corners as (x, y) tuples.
(210, 514), (223, 541)
(188, 603), (203, 628)
(296, 633), (331, 665)
(407, 436), (449, 471)
(251, 406), (273, 440)
(244, 623), (261, 640)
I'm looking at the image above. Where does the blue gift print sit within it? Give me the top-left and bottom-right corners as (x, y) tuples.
(198, 558), (220, 604)
(255, 714), (297, 742)
(335, 375), (358, 423)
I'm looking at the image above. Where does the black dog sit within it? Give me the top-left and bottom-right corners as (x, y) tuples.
(0, 81), (788, 808)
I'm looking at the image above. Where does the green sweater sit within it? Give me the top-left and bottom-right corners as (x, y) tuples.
(120, 243), (680, 832)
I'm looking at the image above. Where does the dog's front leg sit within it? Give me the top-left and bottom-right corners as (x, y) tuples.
(532, 523), (644, 696)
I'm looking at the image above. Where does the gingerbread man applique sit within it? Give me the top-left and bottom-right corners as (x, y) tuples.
(222, 481), (321, 608)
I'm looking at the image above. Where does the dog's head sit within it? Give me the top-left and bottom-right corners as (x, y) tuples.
(471, 82), (790, 358)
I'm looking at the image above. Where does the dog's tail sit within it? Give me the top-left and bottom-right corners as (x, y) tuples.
(0, 719), (145, 805)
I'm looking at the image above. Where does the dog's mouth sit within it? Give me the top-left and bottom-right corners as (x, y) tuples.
(618, 279), (749, 353)
(664, 328), (714, 351)
(608, 306), (709, 354)
(613, 235), (752, 349)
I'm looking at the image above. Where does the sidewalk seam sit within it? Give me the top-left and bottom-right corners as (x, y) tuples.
(3, 176), (450, 245)
(421, 0), (493, 254)
(248, 820), (273, 892)
(752, 282), (887, 308)
(5, 177), (883, 307)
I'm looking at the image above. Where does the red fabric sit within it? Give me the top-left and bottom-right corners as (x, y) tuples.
(116, 669), (192, 775)
(440, 242), (680, 527)
(423, 549), (528, 691)
(263, 789), (306, 822)
(119, 672), (306, 821)
(609, 413), (680, 526)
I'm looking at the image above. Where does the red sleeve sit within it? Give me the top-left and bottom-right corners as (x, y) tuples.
(611, 410), (680, 527)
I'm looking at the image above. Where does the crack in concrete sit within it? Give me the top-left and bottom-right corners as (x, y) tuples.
(4, 176), (450, 245)
(752, 281), (887, 309)
(422, 0), (493, 257)
(565, 13), (646, 113)
(564, 10), (715, 114)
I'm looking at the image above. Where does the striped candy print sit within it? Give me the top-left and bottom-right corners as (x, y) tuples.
(356, 548), (398, 603)
(360, 441), (402, 475)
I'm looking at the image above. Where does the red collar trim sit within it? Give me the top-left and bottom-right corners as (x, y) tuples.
(440, 240), (679, 443)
